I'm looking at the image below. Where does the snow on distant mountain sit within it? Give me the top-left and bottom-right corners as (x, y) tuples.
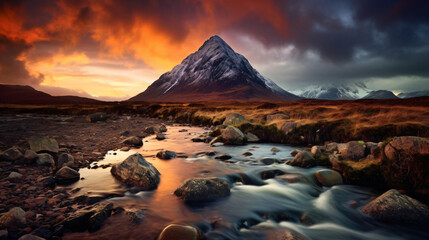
(362, 90), (399, 99)
(129, 35), (300, 102)
(292, 82), (371, 100)
(397, 90), (429, 98)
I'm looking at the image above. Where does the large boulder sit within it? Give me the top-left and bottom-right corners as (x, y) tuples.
(221, 126), (245, 145)
(111, 153), (160, 189)
(156, 150), (176, 160)
(280, 122), (298, 134)
(122, 136), (143, 147)
(288, 151), (317, 168)
(36, 153), (55, 167)
(86, 112), (107, 123)
(0, 207), (26, 230)
(384, 136), (429, 160)
(266, 113), (290, 121)
(144, 126), (157, 134)
(156, 133), (166, 140)
(159, 125), (168, 132)
(361, 189), (429, 229)
(174, 178), (230, 203)
(223, 113), (246, 126)
(57, 153), (74, 169)
(338, 141), (366, 161)
(0, 147), (22, 161)
(315, 169), (343, 186)
(29, 136), (59, 154)
(157, 224), (202, 240)
(55, 166), (80, 183)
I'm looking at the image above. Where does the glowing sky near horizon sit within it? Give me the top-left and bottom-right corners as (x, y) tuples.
(0, 0), (428, 100)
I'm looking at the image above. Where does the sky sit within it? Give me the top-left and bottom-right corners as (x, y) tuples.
(0, 0), (428, 100)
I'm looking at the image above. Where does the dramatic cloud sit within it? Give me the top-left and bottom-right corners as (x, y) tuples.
(0, 0), (428, 98)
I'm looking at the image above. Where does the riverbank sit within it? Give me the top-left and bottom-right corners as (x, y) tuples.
(0, 100), (428, 239)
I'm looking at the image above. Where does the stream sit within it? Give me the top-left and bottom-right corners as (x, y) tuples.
(62, 125), (428, 240)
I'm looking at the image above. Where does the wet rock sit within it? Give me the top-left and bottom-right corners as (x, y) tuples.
(290, 150), (299, 157)
(156, 150), (176, 160)
(8, 171), (23, 180)
(209, 136), (221, 145)
(365, 142), (379, 155)
(156, 133), (166, 140)
(315, 169), (343, 186)
(325, 142), (338, 153)
(29, 136), (59, 154)
(245, 132), (259, 143)
(288, 151), (316, 168)
(178, 129), (188, 132)
(280, 122), (298, 134)
(270, 147), (280, 154)
(144, 126), (157, 134)
(214, 154), (232, 161)
(57, 153), (74, 169)
(311, 146), (322, 156)
(260, 157), (276, 165)
(36, 153), (55, 167)
(110, 153), (160, 189)
(223, 113), (246, 126)
(120, 146), (130, 151)
(88, 203), (114, 232)
(0, 207), (26, 230)
(55, 166), (80, 183)
(157, 223), (202, 240)
(384, 136), (429, 160)
(126, 209), (145, 223)
(86, 112), (107, 123)
(277, 173), (309, 184)
(242, 152), (253, 156)
(338, 141), (366, 161)
(18, 234), (45, 240)
(191, 137), (205, 142)
(159, 124), (168, 132)
(361, 189), (429, 228)
(62, 203), (113, 232)
(174, 178), (230, 203)
(221, 126), (245, 145)
(0, 147), (22, 161)
(264, 228), (308, 240)
(266, 113), (290, 121)
(122, 136), (143, 147)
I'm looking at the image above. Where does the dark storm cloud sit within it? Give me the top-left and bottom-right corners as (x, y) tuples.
(0, 35), (44, 85)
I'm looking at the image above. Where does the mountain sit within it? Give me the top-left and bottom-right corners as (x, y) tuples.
(292, 82), (371, 100)
(0, 84), (102, 104)
(397, 90), (429, 98)
(129, 36), (300, 102)
(362, 90), (399, 99)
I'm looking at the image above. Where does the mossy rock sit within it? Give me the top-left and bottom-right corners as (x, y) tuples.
(339, 158), (385, 189)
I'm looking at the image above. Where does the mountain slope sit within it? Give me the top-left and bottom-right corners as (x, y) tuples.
(362, 90), (399, 99)
(397, 90), (429, 98)
(293, 82), (371, 100)
(0, 84), (102, 104)
(129, 36), (300, 102)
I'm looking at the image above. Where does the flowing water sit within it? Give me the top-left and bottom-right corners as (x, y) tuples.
(62, 125), (429, 240)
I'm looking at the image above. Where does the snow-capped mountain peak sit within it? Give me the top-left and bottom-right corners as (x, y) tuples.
(129, 35), (299, 102)
(293, 82), (371, 100)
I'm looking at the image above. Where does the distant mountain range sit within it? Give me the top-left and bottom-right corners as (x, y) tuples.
(129, 35), (300, 102)
(0, 85), (102, 105)
(292, 82), (371, 100)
